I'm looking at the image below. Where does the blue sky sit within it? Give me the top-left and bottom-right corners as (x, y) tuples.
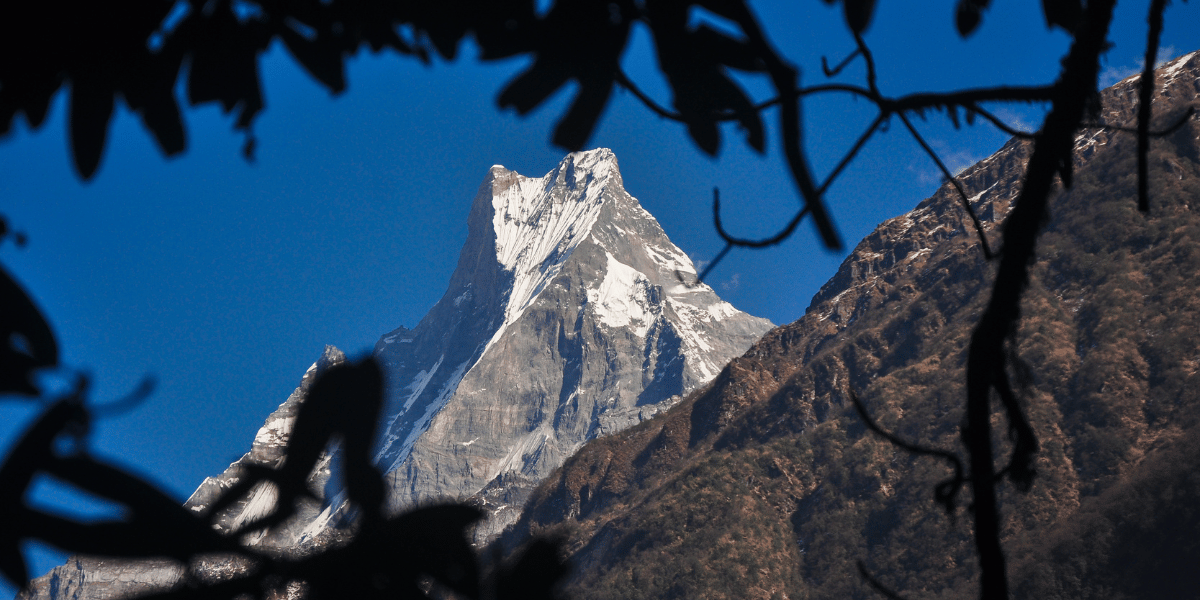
(2, 0), (1199, 592)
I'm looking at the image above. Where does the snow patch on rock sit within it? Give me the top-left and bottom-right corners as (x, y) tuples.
(588, 251), (656, 336)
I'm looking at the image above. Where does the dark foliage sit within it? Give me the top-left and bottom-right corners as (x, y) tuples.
(0, 354), (569, 599)
(2, 0), (1195, 599)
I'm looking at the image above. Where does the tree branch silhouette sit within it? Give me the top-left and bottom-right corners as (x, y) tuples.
(1138, 0), (1170, 212)
(963, 1), (1116, 597)
(897, 108), (995, 259)
(2, 1), (1191, 599)
(0, 358), (569, 599)
(850, 390), (966, 516)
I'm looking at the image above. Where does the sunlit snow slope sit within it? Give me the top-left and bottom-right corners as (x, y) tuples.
(369, 149), (773, 538)
(19, 150), (775, 600)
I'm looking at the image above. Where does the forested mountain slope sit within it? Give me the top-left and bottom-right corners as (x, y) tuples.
(502, 51), (1200, 600)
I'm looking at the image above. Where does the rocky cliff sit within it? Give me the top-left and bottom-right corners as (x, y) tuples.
(20, 149), (772, 599)
(19, 346), (348, 600)
(501, 52), (1200, 600)
(369, 149), (771, 540)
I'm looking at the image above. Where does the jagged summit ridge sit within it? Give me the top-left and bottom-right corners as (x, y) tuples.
(18, 149), (774, 600)
(488, 149), (621, 337)
(368, 148), (772, 538)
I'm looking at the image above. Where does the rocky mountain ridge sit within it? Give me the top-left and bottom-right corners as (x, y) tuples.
(500, 51), (1200, 600)
(368, 149), (771, 541)
(20, 149), (773, 599)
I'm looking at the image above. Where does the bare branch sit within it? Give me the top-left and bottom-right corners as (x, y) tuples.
(992, 364), (1038, 492)
(1139, 0), (1170, 211)
(850, 389), (966, 515)
(692, 243), (733, 285)
(896, 112), (995, 259)
(1081, 106), (1196, 135)
(821, 48), (862, 77)
(852, 31), (879, 96)
(964, 2), (1117, 597)
(857, 561), (911, 600)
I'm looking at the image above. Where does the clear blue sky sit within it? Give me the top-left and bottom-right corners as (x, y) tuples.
(2, 0), (1198, 593)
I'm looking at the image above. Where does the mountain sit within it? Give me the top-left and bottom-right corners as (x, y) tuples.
(367, 148), (772, 539)
(18, 346), (349, 600)
(20, 149), (773, 598)
(500, 52), (1200, 599)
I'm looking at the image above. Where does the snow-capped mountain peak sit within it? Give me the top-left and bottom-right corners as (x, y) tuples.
(366, 148), (772, 538)
(490, 149), (619, 326)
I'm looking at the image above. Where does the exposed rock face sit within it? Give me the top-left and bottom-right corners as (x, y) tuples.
(182, 345), (348, 550)
(502, 52), (1200, 600)
(20, 149), (772, 598)
(370, 149), (772, 538)
(18, 347), (347, 600)
(18, 558), (183, 600)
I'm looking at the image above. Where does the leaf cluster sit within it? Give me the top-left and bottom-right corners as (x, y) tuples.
(1, 0), (791, 180)
(0, 322), (568, 600)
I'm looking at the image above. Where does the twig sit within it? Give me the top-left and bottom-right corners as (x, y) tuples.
(90, 376), (157, 418)
(1081, 106), (1195, 135)
(822, 48), (862, 77)
(896, 112), (995, 259)
(967, 105), (1037, 139)
(964, 2), (1117, 597)
(853, 31), (879, 97)
(1138, 0), (1169, 212)
(614, 70), (682, 122)
(857, 561), (911, 600)
(818, 114), (886, 196)
(694, 243), (733, 285)
(992, 366), (1038, 492)
(726, 3), (841, 251)
(713, 188), (811, 249)
(849, 389), (966, 515)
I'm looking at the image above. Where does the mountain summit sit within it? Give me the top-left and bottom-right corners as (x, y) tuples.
(20, 149), (772, 600)
(210, 148), (772, 542)
(367, 148), (772, 537)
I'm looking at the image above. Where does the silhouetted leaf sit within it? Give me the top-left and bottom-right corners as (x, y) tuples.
(692, 26), (763, 73)
(44, 457), (235, 558)
(68, 79), (114, 179)
(0, 542), (27, 592)
(12, 74), (61, 131)
(0, 96), (16, 137)
(498, 60), (573, 115)
(280, 26), (347, 94)
(0, 399), (83, 587)
(1042, 0), (1082, 32)
(126, 78), (187, 157)
(378, 504), (483, 598)
(0, 264), (57, 396)
(842, 0), (878, 34)
(955, 0), (990, 37)
(553, 77), (614, 151)
(302, 504), (484, 600)
(287, 358), (385, 513)
(183, 9), (267, 129)
(495, 538), (570, 600)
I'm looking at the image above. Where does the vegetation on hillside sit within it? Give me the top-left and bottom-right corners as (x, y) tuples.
(504, 63), (1200, 599)
(3, 0), (1196, 598)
